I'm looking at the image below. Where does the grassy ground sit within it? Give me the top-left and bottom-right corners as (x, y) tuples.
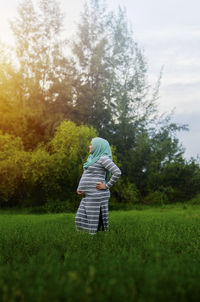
(0, 205), (200, 302)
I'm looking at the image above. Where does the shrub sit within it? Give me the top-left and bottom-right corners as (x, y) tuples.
(111, 178), (140, 204)
(187, 193), (200, 205)
(0, 132), (30, 205)
(0, 121), (96, 207)
(144, 190), (169, 206)
(149, 159), (200, 202)
(43, 200), (78, 213)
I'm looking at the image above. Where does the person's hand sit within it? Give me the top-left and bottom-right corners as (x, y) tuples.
(77, 190), (85, 197)
(96, 181), (107, 190)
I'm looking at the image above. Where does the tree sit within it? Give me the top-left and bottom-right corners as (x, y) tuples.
(71, 0), (192, 201)
(72, 1), (161, 142)
(1, 0), (196, 206)
(129, 122), (187, 196)
(10, 0), (72, 116)
(72, 0), (115, 135)
(108, 7), (160, 153)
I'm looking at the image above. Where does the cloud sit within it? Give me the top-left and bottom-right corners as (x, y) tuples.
(133, 27), (200, 118)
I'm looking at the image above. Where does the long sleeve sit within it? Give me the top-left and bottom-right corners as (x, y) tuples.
(100, 156), (121, 189)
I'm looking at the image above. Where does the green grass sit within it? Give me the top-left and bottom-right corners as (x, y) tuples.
(1, 205), (200, 302)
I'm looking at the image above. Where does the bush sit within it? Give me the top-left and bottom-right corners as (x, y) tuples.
(0, 132), (30, 206)
(111, 178), (140, 204)
(187, 193), (200, 205)
(28, 200), (80, 214)
(144, 190), (169, 206)
(43, 200), (79, 213)
(0, 121), (96, 207)
(148, 159), (200, 203)
(108, 201), (137, 211)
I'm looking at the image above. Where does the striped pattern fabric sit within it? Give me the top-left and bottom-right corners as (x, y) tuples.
(75, 155), (121, 234)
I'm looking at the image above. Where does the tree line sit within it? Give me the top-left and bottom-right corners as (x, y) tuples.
(0, 0), (200, 208)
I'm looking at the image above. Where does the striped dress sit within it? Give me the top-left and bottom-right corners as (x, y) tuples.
(75, 155), (121, 234)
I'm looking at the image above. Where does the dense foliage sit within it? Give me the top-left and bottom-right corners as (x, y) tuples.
(0, 0), (200, 207)
(0, 121), (97, 207)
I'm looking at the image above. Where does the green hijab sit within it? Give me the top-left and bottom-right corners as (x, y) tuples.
(83, 137), (112, 183)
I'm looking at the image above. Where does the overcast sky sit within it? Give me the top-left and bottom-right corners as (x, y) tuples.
(1, 0), (200, 159)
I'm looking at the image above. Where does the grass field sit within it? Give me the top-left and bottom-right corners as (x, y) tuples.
(0, 205), (200, 302)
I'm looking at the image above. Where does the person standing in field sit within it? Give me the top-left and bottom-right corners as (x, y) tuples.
(75, 137), (121, 235)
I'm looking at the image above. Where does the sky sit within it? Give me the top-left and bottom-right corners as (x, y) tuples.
(0, 0), (200, 160)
